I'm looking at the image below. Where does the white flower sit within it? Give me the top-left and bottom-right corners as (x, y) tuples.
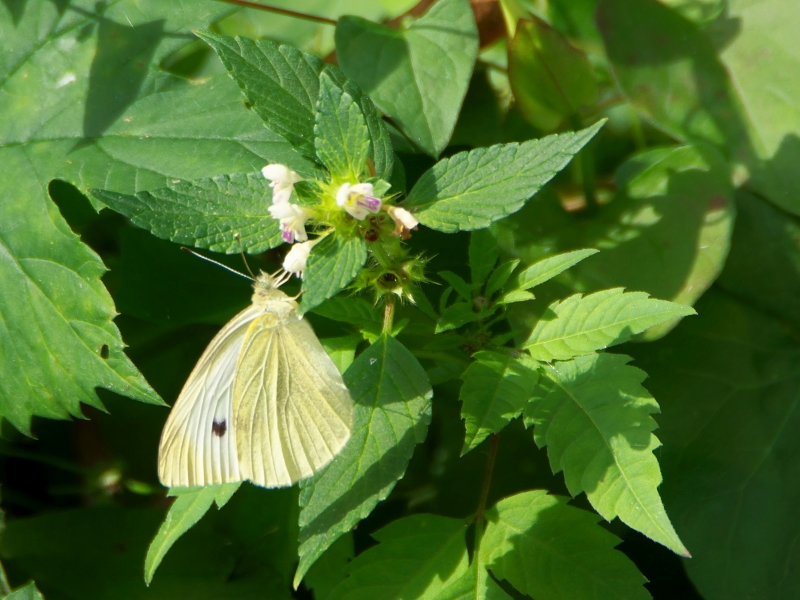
(336, 182), (382, 220)
(269, 201), (310, 243)
(386, 205), (418, 238)
(262, 164), (302, 204)
(282, 239), (320, 278)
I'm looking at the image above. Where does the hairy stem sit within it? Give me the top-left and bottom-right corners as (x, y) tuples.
(215, 0), (337, 26)
(383, 295), (396, 334)
(473, 434), (500, 552)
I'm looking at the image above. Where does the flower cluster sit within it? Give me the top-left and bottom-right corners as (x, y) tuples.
(262, 163), (421, 292)
(263, 164), (310, 244)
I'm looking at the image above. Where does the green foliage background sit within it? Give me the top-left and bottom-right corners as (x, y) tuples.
(1, 0), (799, 598)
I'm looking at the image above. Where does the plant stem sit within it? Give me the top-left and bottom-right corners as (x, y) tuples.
(569, 114), (599, 214)
(215, 0), (337, 26)
(473, 434), (500, 552)
(383, 295), (396, 334)
(0, 558), (11, 595)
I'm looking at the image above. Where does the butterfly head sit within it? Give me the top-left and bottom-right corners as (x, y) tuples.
(252, 271), (294, 309)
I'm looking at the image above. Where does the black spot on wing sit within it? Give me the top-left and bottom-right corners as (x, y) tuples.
(212, 420), (227, 437)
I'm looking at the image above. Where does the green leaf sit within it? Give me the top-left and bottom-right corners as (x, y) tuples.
(196, 31), (324, 159)
(717, 190), (800, 327)
(469, 229), (499, 287)
(496, 144), (734, 340)
(91, 173), (283, 254)
(436, 302), (484, 334)
(525, 353), (689, 556)
(295, 336), (433, 586)
(0, 162), (164, 434)
(597, 0), (800, 215)
(314, 71), (371, 180)
(484, 260), (520, 298)
(603, 144), (734, 340)
(144, 483), (242, 585)
(336, 0), (479, 157)
(460, 351), (539, 455)
(321, 335), (362, 375)
(300, 235), (368, 314)
(481, 490), (650, 600)
(0, 0), (313, 431)
(596, 0), (745, 161)
(439, 272), (474, 301)
(305, 534), (354, 600)
(328, 515), (469, 600)
(404, 122), (604, 233)
(514, 249), (598, 291)
(433, 560), (511, 600)
(317, 65), (395, 180)
(508, 17), (598, 131)
(523, 289), (696, 361)
(496, 290), (536, 305)
(4, 583), (45, 600)
(715, 0), (800, 215)
(312, 296), (383, 337)
(630, 290), (800, 599)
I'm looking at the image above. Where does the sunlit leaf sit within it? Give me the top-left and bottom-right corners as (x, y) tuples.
(481, 490), (650, 599)
(144, 483), (241, 585)
(524, 289), (694, 361)
(405, 122), (603, 232)
(300, 235), (368, 314)
(525, 353), (689, 556)
(460, 351), (539, 455)
(196, 31), (324, 159)
(4, 582), (45, 600)
(598, 0), (800, 215)
(513, 249), (598, 292)
(336, 0), (479, 157)
(328, 515), (469, 599)
(296, 336), (433, 586)
(91, 173), (283, 254)
(314, 71), (371, 180)
(508, 17), (598, 131)
(0, 0), (310, 431)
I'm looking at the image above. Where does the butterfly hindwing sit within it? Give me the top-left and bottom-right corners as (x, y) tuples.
(233, 313), (353, 488)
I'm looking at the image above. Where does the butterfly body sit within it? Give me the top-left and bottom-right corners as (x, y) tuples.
(158, 273), (353, 488)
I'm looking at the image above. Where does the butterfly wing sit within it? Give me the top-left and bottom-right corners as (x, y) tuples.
(157, 304), (261, 488)
(233, 312), (353, 488)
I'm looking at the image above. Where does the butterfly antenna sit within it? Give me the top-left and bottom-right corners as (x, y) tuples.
(235, 234), (256, 279)
(181, 247), (253, 281)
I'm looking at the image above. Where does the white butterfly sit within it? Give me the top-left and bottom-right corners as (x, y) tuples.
(158, 271), (353, 488)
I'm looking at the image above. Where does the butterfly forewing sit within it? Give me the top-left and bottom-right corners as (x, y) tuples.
(157, 304), (260, 487)
(233, 312), (353, 488)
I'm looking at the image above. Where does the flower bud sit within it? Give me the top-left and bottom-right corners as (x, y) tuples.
(386, 205), (419, 238)
(282, 238), (320, 278)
